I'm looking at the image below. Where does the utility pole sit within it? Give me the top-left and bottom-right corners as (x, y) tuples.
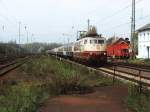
(88, 19), (90, 31)
(19, 22), (21, 45)
(25, 26), (29, 53)
(31, 33), (34, 53)
(67, 38), (69, 52)
(131, 0), (135, 58)
(2, 25), (7, 56)
(77, 31), (79, 40)
(18, 21), (21, 55)
(25, 26), (28, 44)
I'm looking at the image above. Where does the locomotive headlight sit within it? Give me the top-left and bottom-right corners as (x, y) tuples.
(90, 52), (93, 55)
(104, 52), (106, 55)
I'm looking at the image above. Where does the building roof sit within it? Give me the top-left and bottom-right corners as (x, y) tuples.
(137, 23), (150, 32)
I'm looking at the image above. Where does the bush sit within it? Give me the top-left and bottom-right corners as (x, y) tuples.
(22, 56), (113, 94)
(128, 59), (150, 65)
(0, 83), (51, 112)
(0, 56), (113, 112)
(22, 56), (95, 94)
(126, 85), (150, 112)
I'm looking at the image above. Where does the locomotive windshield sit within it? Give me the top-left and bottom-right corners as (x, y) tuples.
(83, 38), (105, 45)
(89, 39), (104, 44)
(98, 40), (104, 44)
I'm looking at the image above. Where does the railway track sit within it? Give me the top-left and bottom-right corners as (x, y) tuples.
(56, 57), (150, 91)
(0, 54), (46, 78)
(0, 57), (29, 77)
(98, 66), (150, 86)
(109, 62), (150, 71)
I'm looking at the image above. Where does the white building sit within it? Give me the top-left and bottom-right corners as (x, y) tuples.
(137, 23), (150, 59)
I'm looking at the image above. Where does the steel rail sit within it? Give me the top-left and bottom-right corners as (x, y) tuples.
(56, 56), (150, 90)
(98, 67), (150, 87)
(108, 62), (150, 72)
(103, 66), (150, 80)
(0, 58), (29, 77)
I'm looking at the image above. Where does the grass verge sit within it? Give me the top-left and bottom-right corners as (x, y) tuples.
(126, 85), (150, 112)
(128, 59), (150, 66)
(0, 55), (113, 112)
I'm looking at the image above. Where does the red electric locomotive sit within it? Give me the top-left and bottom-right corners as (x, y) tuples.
(107, 38), (130, 59)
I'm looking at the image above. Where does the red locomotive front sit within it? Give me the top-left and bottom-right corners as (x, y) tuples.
(107, 38), (130, 59)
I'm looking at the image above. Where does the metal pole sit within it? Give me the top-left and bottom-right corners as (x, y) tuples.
(31, 33), (34, 53)
(18, 22), (21, 55)
(19, 22), (21, 45)
(67, 38), (69, 51)
(25, 26), (28, 44)
(138, 70), (142, 94)
(88, 19), (90, 31)
(113, 65), (116, 84)
(131, 0), (135, 58)
(77, 31), (79, 40)
(148, 47), (150, 59)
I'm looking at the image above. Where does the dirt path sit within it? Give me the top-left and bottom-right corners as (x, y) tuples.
(39, 86), (131, 112)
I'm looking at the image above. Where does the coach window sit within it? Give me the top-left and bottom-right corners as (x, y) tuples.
(84, 40), (87, 44)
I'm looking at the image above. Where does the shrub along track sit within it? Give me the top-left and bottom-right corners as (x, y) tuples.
(1, 55), (148, 112)
(58, 57), (150, 92)
(39, 56), (134, 112)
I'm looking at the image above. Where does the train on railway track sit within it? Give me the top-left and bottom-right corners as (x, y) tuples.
(48, 25), (132, 65)
(48, 26), (107, 65)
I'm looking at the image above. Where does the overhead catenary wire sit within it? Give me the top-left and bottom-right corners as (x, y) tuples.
(97, 0), (150, 37)
(102, 12), (150, 37)
(102, 14), (150, 33)
(94, 0), (143, 25)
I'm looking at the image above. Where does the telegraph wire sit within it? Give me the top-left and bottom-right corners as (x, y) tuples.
(102, 22), (130, 32)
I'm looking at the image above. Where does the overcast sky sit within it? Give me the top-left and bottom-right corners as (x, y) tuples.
(0, 0), (149, 43)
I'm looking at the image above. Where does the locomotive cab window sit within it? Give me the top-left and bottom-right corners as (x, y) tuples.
(94, 40), (98, 44)
(90, 39), (103, 44)
(90, 40), (94, 44)
(84, 40), (87, 44)
(98, 40), (104, 44)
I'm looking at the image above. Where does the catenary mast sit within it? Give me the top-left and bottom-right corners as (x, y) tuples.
(131, 0), (135, 58)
